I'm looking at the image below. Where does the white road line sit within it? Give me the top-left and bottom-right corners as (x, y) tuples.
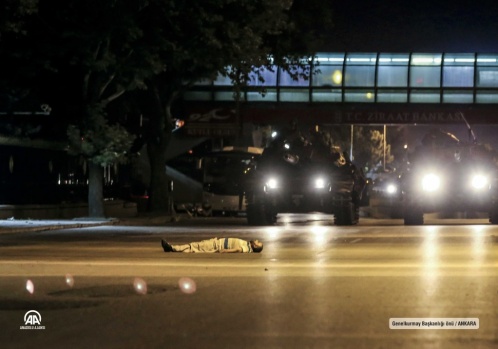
(1, 259), (498, 269)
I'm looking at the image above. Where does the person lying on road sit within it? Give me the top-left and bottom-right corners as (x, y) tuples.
(161, 237), (263, 253)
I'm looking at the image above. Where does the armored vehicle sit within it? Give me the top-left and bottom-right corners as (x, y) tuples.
(243, 128), (367, 225)
(401, 129), (498, 225)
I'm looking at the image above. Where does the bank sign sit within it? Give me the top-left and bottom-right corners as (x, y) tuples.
(182, 103), (498, 133)
(335, 111), (465, 124)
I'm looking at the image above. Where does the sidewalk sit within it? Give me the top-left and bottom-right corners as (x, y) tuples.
(0, 217), (119, 234)
(0, 200), (163, 234)
(0, 214), (182, 235)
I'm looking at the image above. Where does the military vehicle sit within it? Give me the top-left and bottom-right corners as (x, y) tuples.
(401, 128), (498, 225)
(243, 128), (367, 225)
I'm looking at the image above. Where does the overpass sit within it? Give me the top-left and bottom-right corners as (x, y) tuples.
(180, 52), (498, 136)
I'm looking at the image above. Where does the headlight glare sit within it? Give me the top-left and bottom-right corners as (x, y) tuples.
(471, 174), (488, 190)
(266, 178), (278, 189)
(421, 173), (440, 192)
(386, 183), (397, 194)
(314, 177), (326, 189)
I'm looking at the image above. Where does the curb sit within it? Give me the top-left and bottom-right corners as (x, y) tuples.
(0, 220), (117, 235)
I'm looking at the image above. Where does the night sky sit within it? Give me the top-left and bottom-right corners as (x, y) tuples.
(325, 0), (498, 52)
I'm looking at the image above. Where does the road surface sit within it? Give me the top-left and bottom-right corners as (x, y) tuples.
(1, 215), (497, 348)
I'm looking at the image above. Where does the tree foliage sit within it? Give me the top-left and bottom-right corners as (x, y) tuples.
(1, 0), (334, 216)
(318, 126), (394, 171)
(129, 0), (331, 213)
(67, 111), (134, 167)
(1, 0), (38, 37)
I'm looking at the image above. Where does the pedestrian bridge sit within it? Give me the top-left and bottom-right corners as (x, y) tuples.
(181, 52), (498, 129)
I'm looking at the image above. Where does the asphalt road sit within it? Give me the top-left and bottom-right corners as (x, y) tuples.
(1, 214), (498, 349)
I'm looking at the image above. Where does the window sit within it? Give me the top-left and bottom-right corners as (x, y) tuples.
(344, 66), (375, 87)
(279, 88), (309, 102)
(378, 66), (408, 87)
(247, 89), (277, 102)
(476, 90), (498, 103)
(312, 90), (342, 102)
(313, 53), (345, 87)
(410, 89), (440, 103)
(443, 90), (473, 103)
(313, 65), (343, 86)
(377, 90), (408, 103)
(213, 73), (232, 86)
(477, 68), (498, 87)
(315, 52), (345, 63)
(248, 67), (277, 87)
(344, 90), (375, 103)
(443, 67), (474, 87)
(279, 67), (310, 87)
(410, 67), (441, 87)
(410, 54), (441, 88)
(476, 54), (498, 65)
(214, 91), (241, 101)
(377, 53), (409, 87)
(343, 53), (376, 87)
(474, 55), (498, 88)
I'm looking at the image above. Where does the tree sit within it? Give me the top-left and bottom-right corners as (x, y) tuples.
(32, 0), (148, 217)
(1, 0), (38, 38)
(351, 126), (394, 172)
(66, 110), (134, 217)
(0, 0), (41, 108)
(317, 125), (395, 172)
(1, 0), (333, 216)
(132, 0), (332, 213)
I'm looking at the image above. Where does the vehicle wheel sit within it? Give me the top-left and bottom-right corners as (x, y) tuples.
(403, 206), (424, 225)
(246, 203), (275, 226)
(334, 202), (357, 226)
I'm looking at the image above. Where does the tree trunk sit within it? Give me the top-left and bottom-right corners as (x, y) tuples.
(142, 84), (173, 214)
(88, 161), (105, 217)
(147, 139), (170, 213)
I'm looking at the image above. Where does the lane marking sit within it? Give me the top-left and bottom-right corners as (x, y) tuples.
(1, 259), (498, 269)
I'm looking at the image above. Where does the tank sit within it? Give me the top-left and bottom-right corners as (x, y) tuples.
(242, 128), (367, 225)
(401, 129), (498, 225)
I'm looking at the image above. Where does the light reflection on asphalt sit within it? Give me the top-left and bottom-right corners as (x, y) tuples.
(2, 216), (498, 347)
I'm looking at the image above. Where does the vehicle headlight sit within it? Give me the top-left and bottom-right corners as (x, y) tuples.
(266, 178), (278, 190)
(314, 177), (326, 189)
(471, 174), (488, 190)
(421, 173), (441, 192)
(386, 183), (397, 194)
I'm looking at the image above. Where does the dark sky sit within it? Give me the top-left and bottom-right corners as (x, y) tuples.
(324, 0), (498, 52)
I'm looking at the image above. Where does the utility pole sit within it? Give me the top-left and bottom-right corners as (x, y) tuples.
(383, 124), (387, 170)
(350, 125), (354, 160)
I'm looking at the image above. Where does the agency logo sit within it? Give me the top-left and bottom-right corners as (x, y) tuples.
(20, 310), (45, 330)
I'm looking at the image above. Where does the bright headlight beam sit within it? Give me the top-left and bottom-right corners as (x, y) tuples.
(267, 178), (278, 189)
(422, 173), (440, 192)
(314, 178), (326, 189)
(471, 174), (488, 189)
(386, 184), (397, 194)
